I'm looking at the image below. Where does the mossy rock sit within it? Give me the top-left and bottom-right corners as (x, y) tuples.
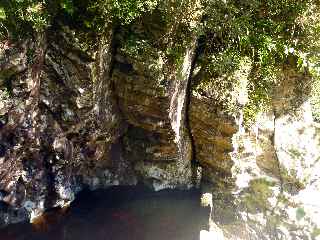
(241, 178), (275, 214)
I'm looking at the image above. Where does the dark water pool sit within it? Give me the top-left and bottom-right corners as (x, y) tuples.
(0, 186), (209, 240)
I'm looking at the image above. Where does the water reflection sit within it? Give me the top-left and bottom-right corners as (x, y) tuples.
(0, 186), (209, 240)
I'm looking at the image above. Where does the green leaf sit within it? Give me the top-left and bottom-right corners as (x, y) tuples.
(84, 20), (91, 28)
(61, 0), (74, 15)
(0, 7), (6, 20)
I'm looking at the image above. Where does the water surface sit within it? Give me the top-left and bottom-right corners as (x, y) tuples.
(0, 186), (209, 240)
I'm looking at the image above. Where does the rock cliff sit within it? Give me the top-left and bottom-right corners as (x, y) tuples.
(1, 5), (320, 240)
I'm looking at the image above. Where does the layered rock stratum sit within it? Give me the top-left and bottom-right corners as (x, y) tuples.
(1, 9), (320, 240)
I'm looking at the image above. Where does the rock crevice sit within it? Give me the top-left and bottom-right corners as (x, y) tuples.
(1, 14), (320, 240)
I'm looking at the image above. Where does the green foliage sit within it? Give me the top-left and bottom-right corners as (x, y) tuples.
(1, 0), (320, 125)
(296, 207), (306, 221)
(242, 178), (274, 214)
(0, 0), (50, 39)
(0, 7), (6, 20)
(195, 0), (320, 125)
(0, 0), (160, 40)
(0, 0), (76, 39)
(312, 228), (320, 238)
(201, 0), (315, 63)
(117, 0), (202, 73)
(199, 49), (242, 79)
(87, 0), (159, 31)
(108, 0), (159, 24)
(243, 65), (277, 125)
(60, 0), (74, 16)
(122, 37), (150, 57)
(0, 88), (11, 114)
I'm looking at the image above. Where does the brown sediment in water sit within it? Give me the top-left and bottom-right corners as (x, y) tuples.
(31, 206), (69, 232)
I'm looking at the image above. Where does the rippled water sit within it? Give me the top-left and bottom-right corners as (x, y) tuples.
(0, 186), (209, 240)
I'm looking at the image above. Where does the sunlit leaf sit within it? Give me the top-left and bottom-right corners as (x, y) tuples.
(0, 7), (6, 20)
(61, 0), (74, 15)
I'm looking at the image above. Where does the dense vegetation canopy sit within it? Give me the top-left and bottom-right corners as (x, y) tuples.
(1, 0), (320, 121)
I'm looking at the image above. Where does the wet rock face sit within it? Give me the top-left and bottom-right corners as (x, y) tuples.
(112, 34), (199, 190)
(0, 29), (135, 225)
(189, 96), (237, 188)
(0, 16), (206, 223)
(0, 16), (319, 240)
